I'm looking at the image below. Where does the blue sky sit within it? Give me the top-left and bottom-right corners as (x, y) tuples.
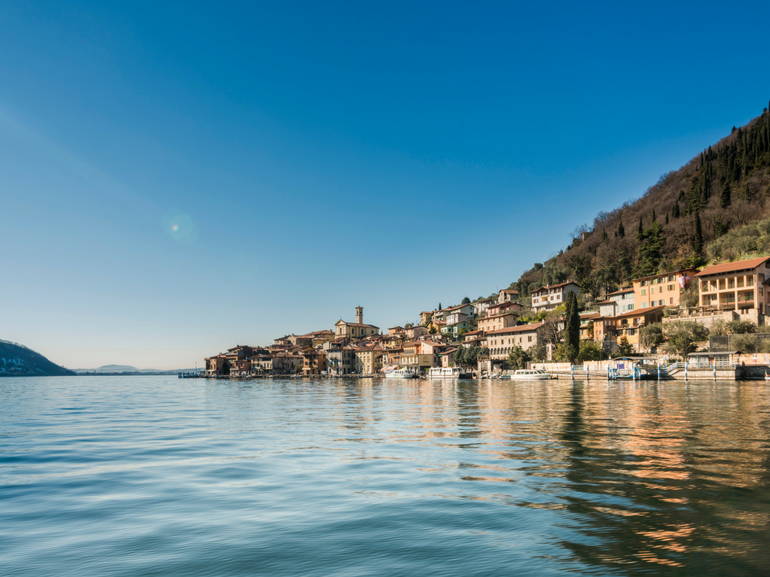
(2, 1), (769, 369)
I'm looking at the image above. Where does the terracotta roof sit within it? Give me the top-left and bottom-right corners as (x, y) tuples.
(337, 320), (380, 328)
(499, 289), (519, 294)
(463, 330), (483, 336)
(481, 311), (520, 320)
(695, 257), (770, 277)
(580, 313), (600, 320)
(597, 299), (615, 305)
(532, 281), (579, 294)
(443, 303), (473, 312)
(486, 322), (544, 335)
(610, 305), (665, 319)
(633, 268), (698, 282)
(490, 300), (518, 306)
(606, 287), (634, 296)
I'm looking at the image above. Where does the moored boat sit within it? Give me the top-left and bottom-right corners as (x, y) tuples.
(510, 369), (550, 381)
(428, 367), (472, 379)
(384, 368), (419, 379)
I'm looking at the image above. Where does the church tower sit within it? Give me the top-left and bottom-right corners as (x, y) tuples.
(355, 306), (363, 324)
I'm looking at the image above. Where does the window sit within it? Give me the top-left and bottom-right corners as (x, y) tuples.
(668, 284), (674, 291)
(729, 278), (735, 289)
(641, 280), (647, 286)
(642, 302), (647, 308)
(641, 289), (646, 295)
(668, 275), (675, 281)
(670, 298), (674, 305)
(659, 287), (663, 293)
(719, 279), (726, 290)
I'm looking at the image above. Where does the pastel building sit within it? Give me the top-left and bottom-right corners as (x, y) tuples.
(696, 256), (770, 320)
(531, 282), (580, 313)
(633, 269), (697, 310)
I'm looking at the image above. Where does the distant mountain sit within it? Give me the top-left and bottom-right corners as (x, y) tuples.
(74, 365), (197, 375)
(74, 364), (141, 373)
(0, 340), (75, 377)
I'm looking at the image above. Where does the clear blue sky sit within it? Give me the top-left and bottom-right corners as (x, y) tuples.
(2, 1), (769, 369)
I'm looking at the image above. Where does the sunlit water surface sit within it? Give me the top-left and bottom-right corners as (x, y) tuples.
(3, 376), (770, 576)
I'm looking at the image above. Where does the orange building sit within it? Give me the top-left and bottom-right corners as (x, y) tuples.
(633, 269), (697, 310)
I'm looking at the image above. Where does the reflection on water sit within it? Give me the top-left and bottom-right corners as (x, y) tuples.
(2, 377), (770, 576)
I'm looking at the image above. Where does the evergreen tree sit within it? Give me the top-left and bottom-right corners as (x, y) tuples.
(672, 201), (680, 218)
(461, 296), (470, 304)
(618, 336), (634, 357)
(438, 303), (442, 311)
(719, 182), (732, 209)
(565, 292), (580, 356)
(692, 211), (703, 254)
(636, 222), (664, 277)
(617, 249), (633, 283)
(617, 221), (625, 238)
(638, 217), (644, 235)
(601, 229), (608, 242)
(651, 208), (656, 222)
(665, 213), (669, 225)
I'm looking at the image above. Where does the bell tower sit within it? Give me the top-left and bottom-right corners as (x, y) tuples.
(355, 306), (363, 324)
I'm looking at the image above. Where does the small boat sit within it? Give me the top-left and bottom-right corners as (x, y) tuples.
(428, 367), (472, 379)
(510, 369), (550, 381)
(384, 368), (419, 379)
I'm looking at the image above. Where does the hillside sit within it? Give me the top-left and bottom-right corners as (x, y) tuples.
(512, 99), (770, 301)
(0, 340), (75, 377)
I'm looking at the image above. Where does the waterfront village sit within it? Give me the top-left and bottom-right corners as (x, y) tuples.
(204, 255), (770, 380)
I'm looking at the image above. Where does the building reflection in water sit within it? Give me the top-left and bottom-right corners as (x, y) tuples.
(221, 377), (770, 574)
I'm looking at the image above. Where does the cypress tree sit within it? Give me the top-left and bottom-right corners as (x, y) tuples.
(564, 292), (580, 362)
(638, 217), (644, 236)
(665, 213), (669, 225)
(672, 201), (680, 218)
(693, 211), (703, 254)
(617, 221), (625, 238)
(719, 182), (732, 209)
(651, 208), (656, 222)
(601, 229), (608, 242)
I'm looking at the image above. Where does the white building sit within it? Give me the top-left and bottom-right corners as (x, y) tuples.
(531, 282), (580, 313)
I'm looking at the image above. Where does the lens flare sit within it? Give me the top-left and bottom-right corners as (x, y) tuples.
(162, 211), (198, 243)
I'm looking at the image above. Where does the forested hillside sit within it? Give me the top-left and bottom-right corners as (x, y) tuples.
(512, 100), (770, 301)
(0, 340), (75, 376)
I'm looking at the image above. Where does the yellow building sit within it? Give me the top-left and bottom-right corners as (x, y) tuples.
(353, 343), (385, 374)
(607, 306), (665, 351)
(696, 256), (770, 319)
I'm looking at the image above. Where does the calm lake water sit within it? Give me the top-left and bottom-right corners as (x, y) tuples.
(2, 376), (770, 576)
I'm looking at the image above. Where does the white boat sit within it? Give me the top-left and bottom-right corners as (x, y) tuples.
(428, 367), (472, 379)
(384, 368), (419, 379)
(510, 369), (550, 381)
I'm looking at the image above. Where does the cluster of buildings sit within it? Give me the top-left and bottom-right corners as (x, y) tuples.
(204, 307), (455, 377)
(204, 256), (770, 376)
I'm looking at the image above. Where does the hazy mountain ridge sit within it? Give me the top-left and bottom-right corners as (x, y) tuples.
(74, 365), (197, 374)
(0, 340), (75, 377)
